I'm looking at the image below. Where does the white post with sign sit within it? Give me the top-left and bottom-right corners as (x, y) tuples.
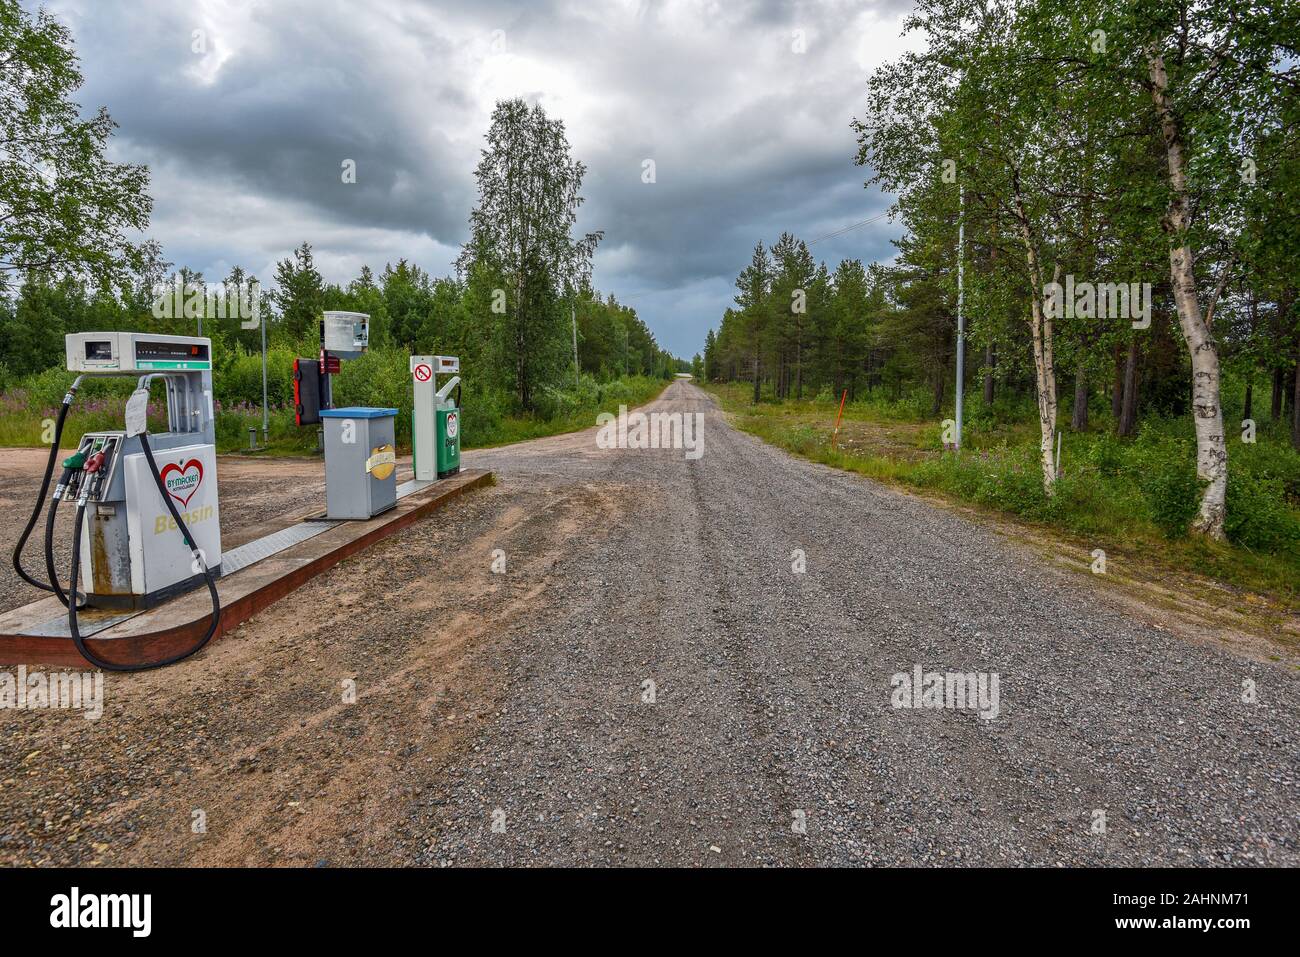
(410, 355), (436, 481)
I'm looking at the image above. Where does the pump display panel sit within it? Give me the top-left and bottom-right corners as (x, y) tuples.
(134, 339), (210, 369)
(66, 332), (212, 372)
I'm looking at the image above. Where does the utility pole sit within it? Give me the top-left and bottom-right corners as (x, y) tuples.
(955, 188), (966, 450)
(572, 305), (580, 387)
(260, 307), (269, 446)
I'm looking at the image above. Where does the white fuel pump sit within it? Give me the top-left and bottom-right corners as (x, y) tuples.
(12, 332), (223, 670)
(410, 355), (460, 481)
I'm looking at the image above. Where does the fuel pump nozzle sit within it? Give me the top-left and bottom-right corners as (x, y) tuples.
(43, 445), (92, 611)
(52, 449), (88, 502)
(76, 449), (108, 507)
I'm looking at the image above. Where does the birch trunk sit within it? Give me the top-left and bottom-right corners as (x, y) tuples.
(1011, 171), (1058, 492)
(1148, 50), (1227, 539)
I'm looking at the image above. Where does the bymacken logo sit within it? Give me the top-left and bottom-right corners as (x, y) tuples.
(50, 887), (151, 937)
(596, 404), (704, 460)
(160, 458), (203, 507)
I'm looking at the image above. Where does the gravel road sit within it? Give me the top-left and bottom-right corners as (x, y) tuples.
(1, 380), (1296, 866)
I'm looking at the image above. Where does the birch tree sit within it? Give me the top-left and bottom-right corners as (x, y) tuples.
(856, 0), (1070, 491)
(459, 99), (602, 411)
(1075, 0), (1299, 537)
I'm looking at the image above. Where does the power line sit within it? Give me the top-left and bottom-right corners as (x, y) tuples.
(806, 210), (892, 246)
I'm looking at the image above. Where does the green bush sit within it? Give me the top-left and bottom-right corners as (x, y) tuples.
(533, 374), (601, 419)
(1234, 438), (1300, 504)
(597, 378), (637, 406)
(1079, 431), (1128, 477)
(1226, 471), (1300, 553)
(962, 393), (1031, 431)
(1127, 435), (1201, 537)
(976, 458), (1048, 517)
(785, 424), (822, 455)
(214, 345), (298, 409)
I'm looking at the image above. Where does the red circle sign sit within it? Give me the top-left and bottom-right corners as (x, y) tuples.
(413, 363), (432, 382)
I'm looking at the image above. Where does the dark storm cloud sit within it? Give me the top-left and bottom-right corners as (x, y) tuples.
(39, 0), (920, 357)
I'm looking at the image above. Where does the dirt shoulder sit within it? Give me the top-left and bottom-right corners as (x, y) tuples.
(0, 448), (614, 865)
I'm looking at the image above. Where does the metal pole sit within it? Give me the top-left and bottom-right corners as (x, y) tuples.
(260, 310), (269, 446)
(955, 188), (966, 451)
(572, 306), (580, 387)
(832, 388), (848, 451)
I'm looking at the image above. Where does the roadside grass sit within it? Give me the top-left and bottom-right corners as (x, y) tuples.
(0, 374), (670, 457)
(705, 381), (1300, 609)
(466, 375), (668, 449)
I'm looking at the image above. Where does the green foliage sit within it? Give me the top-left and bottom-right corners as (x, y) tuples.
(0, 18), (682, 460)
(1128, 435), (1202, 538)
(0, 242), (680, 456)
(1226, 472), (1300, 553)
(0, 0), (153, 292)
(457, 98), (606, 412)
(213, 343), (298, 409)
(271, 243), (325, 343)
(780, 0), (1300, 534)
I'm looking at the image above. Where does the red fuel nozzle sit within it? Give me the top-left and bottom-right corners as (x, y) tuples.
(84, 451), (106, 474)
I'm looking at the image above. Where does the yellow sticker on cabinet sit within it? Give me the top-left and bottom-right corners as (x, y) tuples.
(366, 444), (396, 480)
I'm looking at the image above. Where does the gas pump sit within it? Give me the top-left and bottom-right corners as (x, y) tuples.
(11, 332), (222, 671)
(410, 355), (460, 480)
(296, 311), (369, 428)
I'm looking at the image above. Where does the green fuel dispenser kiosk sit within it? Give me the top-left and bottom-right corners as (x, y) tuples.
(411, 355), (460, 481)
(437, 402), (460, 478)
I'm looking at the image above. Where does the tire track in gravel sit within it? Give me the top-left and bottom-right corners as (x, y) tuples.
(701, 402), (1081, 855)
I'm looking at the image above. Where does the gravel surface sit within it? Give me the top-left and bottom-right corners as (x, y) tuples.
(0, 380), (1296, 866)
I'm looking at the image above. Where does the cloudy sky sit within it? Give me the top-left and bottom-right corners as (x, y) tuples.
(38, 0), (921, 358)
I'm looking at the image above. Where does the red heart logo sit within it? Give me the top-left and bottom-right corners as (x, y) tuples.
(159, 458), (204, 508)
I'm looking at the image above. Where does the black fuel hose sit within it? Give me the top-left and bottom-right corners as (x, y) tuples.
(67, 432), (221, 672)
(43, 473), (86, 609)
(12, 392), (74, 593)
